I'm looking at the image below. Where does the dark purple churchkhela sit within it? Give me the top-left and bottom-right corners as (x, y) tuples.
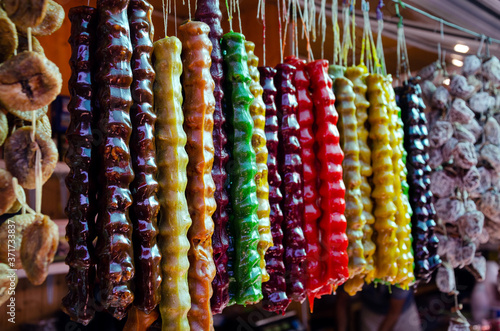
(62, 6), (97, 326)
(128, 0), (161, 314)
(274, 63), (307, 303)
(94, 0), (135, 319)
(397, 78), (441, 286)
(195, 0), (230, 314)
(259, 66), (290, 314)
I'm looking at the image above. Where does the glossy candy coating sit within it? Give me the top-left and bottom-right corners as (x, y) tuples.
(259, 66), (290, 314)
(128, 0), (161, 314)
(222, 31), (262, 305)
(366, 73), (398, 283)
(246, 41), (273, 284)
(62, 6), (96, 325)
(275, 62), (307, 303)
(94, 0), (135, 319)
(343, 65), (375, 292)
(153, 36), (191, 331)
(285, 56), (322, 307)
(331, 66), (366, 281)
(179, 21), (216, 331)
(382, 76), (414, 288)
(194, 0), (230, 314)
(307, 60), (348, 294)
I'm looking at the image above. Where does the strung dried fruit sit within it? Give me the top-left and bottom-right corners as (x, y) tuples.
(17, 0), (64, 36)
(469, 92), (495, 114)
(452, 141), (477, 169)
(0, 263), (17, 307)
(461, 166), (480, 193)
(479, 190), (500, 222)
(0, 7), (17, 63)
(428, 148), (443, 170)
(429, 121), (453, 148)
(7, 105), (47, 122)
(35, 114), (51, 137)
(485, 117), (500, 146)
(17, 32), (44, 54)
(447, 98), (474, 124)
(2, 0), (48, 28)
(123, 306), (159, 331)
(469, 167), (492, 199)
(436, 263), (455, 294)
(4, 126), (58, 189)
(449, 75), (474, 99)
(0, 110), (7, 146)
(435, 198), (465, 224)
(453, 124), (476, 144)
(482, 56), (500, 84)
(0, 52), (62, 112)
(0, 168), (17, 215)
(0, 214), (36, 268)
(431, 86), (450, 110)
(457, 210), (484, 241)
(6, 183), (25, 214)
(21, 214), (59, 285)
(430, 170), (456, 198)
(463, 55), (481, 76)
(480, 144), (500, 172)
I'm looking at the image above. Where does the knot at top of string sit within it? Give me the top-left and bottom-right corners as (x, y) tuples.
(376, 0), (384, 21)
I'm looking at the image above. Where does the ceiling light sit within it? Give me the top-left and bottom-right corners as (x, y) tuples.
(443, 78), (450, 85)
(452, 59), (464, 67)
(454, 43), (469, 53)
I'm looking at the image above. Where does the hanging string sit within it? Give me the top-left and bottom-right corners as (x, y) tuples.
(174, 0), (178, 35)
(236, 0), (242, 33)
(281, 0), (291, 59)
(310, 0), (317, 42)
(477, 34), (486, 57)
(297, 0), (314, 61)
(375, 0), (386, 75)
(257, 0), (266, 65)
(340, 2), (351, 67)
(332, 0), (340, 65)
(225, 0), (233, 31)
(293, 0), (299, 57)
(162, 0), (167, 37)
(187, 0), (191, 21)
(319, 0), (327, 59)
(12, 178), (36, 215)
(277, 0), (283, 62)
(351, 0), (356, 65)
(396, 4), (410, 82)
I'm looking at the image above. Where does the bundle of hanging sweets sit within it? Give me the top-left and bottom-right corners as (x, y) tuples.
(0, 0), (451, 329)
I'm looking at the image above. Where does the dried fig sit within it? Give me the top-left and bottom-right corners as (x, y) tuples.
(447, 98), (474, 124)
(479, 190), (500, 222)
(454, 124), (476, 144)
(0, 168), (16, 215)
(418, 62), (439, 81)
(429, 147), (444, 169)
(432, 86), (450, 110)
(442, 137), (458, 163)
(6, 183), (25, 214)
(17, 0), (63, 36)
(435, 197), (465, 224)
(482, 56), (500, 85)
(0, 263), (17, 307)
(453, 141), (477, 169)
(0, 51), (62, 112)
(0, 7), (17, 63)
(436, 264), (456, 294)
(469, 92), (495, 114)
(4, 126), (58, 189)
(457, 210), (484, 241)
(7, 105), (47, 122)
(429, 120), (453, 148)
(485, 117), (500, 145)
(463, 55), (481, 77)
(0, 214), (36, 268)
(430, 170), (456, 198)
(0, 110), (7, 146)
(20, 214), (58, 285)
(469, 167), (492, 199)
(449, 75), (475, 99)
(463, 119), (482, 141)
(2, 0), (48, 28)
(480, 144), (500, 172)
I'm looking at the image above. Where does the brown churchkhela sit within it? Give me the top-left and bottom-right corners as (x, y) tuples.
(194, 0), (230, 314)
(94, 0), (135, 319)
(62, 6), (97, 325)
(178, 21), (217, 331)
(127, 0), (161, 315)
